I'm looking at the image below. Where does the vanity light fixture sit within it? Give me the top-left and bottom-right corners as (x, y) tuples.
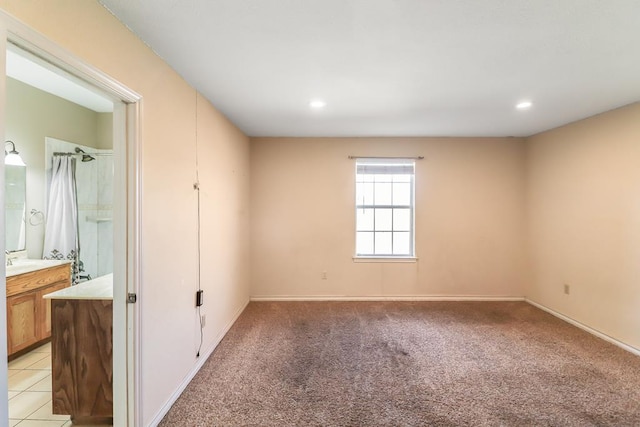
(516, 101), (533, 110)
(309, 99), (327, 109)
(4, 140), (26, 166)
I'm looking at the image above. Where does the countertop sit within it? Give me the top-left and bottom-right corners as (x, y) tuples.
(6, 259), (72, 278)
(43, 273), (113, 300)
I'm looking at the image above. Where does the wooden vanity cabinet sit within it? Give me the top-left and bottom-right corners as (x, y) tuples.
(6, 263), (71, 356)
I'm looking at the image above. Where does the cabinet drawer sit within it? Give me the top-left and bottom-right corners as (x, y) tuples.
(6, 264), (71, 297)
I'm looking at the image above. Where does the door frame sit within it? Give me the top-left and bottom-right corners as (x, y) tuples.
(0, 10), (142, 426)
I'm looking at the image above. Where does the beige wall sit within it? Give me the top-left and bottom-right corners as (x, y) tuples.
(197, 93), (251, 343)
(5, 77), (106, 258)
(525, 102), (640, 349)
(250, 137), (528, 298)
(1, 1), (251, 424)
(96, 112), (113, 149)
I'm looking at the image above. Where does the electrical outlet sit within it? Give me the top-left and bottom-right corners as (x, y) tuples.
(201, 314), (206, 327)
(321, 271), (327, 280)
(564, 284), (570, 295)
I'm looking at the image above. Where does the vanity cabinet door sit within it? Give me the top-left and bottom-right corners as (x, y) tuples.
(7, 291), (39, 354)
(6, 264), (72, 357)
(39, 281), (69, 339)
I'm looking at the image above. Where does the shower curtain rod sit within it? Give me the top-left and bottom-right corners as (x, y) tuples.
(53, 151), (113, 156)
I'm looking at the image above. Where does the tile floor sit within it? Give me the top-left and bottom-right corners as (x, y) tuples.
(8, 342), (70, 426)
(7, 343), (112, 427)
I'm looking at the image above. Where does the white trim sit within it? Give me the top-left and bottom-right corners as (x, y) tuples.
(147, 300), (250, 427)
(353, 256), (418, 263)
(0, 9), (139, 103)
(526, 299), (640, 357)
(111, 96), (128, 427)
(126, 100), (143, 427)
(0, 22), (9, 426)
(251, 295), (525, 302)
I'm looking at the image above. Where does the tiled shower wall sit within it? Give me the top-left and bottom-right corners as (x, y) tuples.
(44, 137), (113, 280)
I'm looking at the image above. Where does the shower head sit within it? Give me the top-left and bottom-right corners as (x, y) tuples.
(75, 147), (96, 162)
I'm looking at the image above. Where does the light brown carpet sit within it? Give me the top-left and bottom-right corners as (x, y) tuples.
(160, 301), (640, 426)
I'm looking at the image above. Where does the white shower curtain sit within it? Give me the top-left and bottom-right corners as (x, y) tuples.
(43, 155), (80, 284)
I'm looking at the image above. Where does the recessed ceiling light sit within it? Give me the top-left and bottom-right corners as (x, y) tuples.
(516, 101), (532, 110)
(309, 99), (326, 109)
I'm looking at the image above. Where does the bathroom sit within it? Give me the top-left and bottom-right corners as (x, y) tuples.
(4, 46), (114, 425)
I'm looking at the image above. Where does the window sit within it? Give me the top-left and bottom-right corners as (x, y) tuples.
(355, 159), (415, 257)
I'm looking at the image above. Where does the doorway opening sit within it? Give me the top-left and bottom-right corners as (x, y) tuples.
(1, 15), (141, 427)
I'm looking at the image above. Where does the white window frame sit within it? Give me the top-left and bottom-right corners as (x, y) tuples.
(354, 158), (416, 260)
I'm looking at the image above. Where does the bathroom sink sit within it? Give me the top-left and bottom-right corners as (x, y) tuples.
(6, 259), (72, 277)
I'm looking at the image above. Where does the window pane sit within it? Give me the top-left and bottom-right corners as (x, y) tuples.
(392, 182), (411, 205)
(356, 182), (374, 205)
(357, 173), (374, 183)
(374, 174), (392, 183)
(356, 208), (374, 231)
(375, 232), (392, 255)
(393, 209), (411, 231)
(356, 232), (374, 255)
(374, 183), (392, 205)
(393, 174), (411, 182)
(393, 232), (411, 255)
(374, 208), (392, 231)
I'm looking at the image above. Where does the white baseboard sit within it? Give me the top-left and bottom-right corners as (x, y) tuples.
(250, 295), (525, 302)
(526, 299), (640, 357)
(148, 299), (250, 427)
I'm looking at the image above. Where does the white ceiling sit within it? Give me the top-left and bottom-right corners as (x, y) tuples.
(6, 48), (113, 113)
(99, 0), (640, 137)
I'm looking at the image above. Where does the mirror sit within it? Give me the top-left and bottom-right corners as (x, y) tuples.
(5, 164), (27, 252)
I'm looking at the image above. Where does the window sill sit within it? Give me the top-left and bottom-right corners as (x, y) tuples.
(353, 256), (418, 263)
